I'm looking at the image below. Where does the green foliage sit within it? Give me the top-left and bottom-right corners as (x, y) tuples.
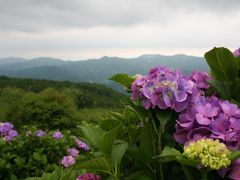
(75, 124), (129, 179)
(0, 76), (125, 109)
(204, 47), (240, 104)
(0, 131), (76, 179)
(204, 47), (239, 81)
(110, 74), (135, 90)
(81, 124), (104, 148)
(0, 87), (78, 130)
(25, 167), (79, 180)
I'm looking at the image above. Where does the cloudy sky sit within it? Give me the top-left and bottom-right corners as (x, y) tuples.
(0, 0), (239, 60)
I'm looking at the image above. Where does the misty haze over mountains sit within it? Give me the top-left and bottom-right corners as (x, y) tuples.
(0, 54), (209, 90)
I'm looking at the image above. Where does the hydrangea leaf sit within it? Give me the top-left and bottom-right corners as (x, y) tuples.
(155, 110), (172, 133)
(111, 140), (128, 170)
(74, 157), (112, 175)
(208, 79), (231, 99)
(81, 125), (104, 148)
(110, 73), (135, 90)
(204, 47), (239, 81)
(99, 125), (122, 155)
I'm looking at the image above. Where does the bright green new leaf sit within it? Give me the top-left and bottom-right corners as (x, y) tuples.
(81, 125), (104, 148)
(110, 74), (135, 90)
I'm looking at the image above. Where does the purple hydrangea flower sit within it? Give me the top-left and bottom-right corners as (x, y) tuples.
(0, 122), (14, 133)
(0, 122), (18, 141)
(131, 66), (196, 112)
(174, 96), (240, 148)
(76, 139), (90, 151)
(188, 71), (211, 89)
(52, 131), (63, 140)
(233, 48), (240, 57)
(174, 96), (240, 179)
(68, 148), (79, 158)
(34, 130), (46, 137)
(61, 155), (75, 167)
(76, 173), (101, 180)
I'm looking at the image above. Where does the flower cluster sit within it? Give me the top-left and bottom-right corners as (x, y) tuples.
(34, 130), (46, 137)
(0, 122), (18, 141)
(52, 131), (64, 140)
(174, 96), (240, 150)
(67, 148), (79, 158)
(61, 139), (90, 167)
(61, 155), (76, 168)
(75, 139), (90, 151)
(76, 173), (101, 180)
(183, 138), (231, 170)
(131, 66), (210, 112)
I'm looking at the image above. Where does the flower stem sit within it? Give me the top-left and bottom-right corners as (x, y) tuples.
(201, 170), (208, 180)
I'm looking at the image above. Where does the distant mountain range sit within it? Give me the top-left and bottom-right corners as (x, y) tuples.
(0, 54), (209, 91)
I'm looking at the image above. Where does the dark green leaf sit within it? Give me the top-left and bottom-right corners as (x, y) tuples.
(155, 110), (172, 132)
(139, 123), (156, 162)
(111, 140), (128, 169)
(204, 47), (239, 81)
(74, 157), (112, 175)
(99, 126), (121, 155)
(208, 79), (231, 99)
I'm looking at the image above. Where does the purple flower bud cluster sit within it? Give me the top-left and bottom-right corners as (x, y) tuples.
(233, 48), (240, 57)
(60, 155), (76, 167)
(61, 139), (90, 167)
(76, 173), (101, 180)
(67, 148), (79, 158)
(52, 131), (64, 140)
(75, 139), (90, 151)
(0, 122), (18, 141)
(131, 66), (210, 112)
(34, 130), (46, 137)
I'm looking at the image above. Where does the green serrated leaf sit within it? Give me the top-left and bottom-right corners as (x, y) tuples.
(74, 157), (112, 175)
(111, 140), (128, 169)
(100, 119), (121, 131)
(81, 125), (104, 148)
(99, 126), (121, 155)
(109, 74), (135, 90)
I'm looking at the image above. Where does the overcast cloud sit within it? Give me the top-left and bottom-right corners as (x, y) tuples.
(0, 0), (239, 60)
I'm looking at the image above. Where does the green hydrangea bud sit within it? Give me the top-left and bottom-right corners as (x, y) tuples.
(183, 139), (231, 170)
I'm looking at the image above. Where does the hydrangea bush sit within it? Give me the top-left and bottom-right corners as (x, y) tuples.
(0, 126), (92, 179)
(56, 47), (238, 180)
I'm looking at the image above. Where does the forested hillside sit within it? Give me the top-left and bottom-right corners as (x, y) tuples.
(0, 55), (209, 91)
